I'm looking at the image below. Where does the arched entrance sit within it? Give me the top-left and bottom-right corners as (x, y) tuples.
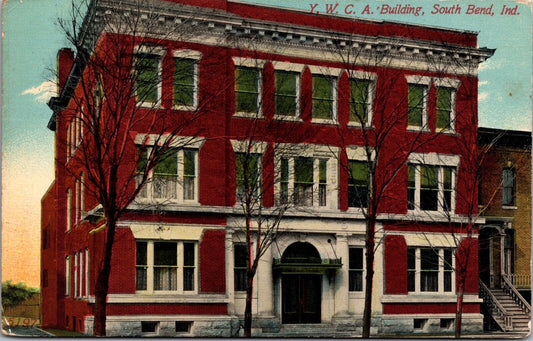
(279, 242), (322, 324)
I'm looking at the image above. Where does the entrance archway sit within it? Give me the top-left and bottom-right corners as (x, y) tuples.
(280, 242), (322, 324)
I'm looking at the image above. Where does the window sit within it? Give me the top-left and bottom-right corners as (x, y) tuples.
(408, 164), (455, 212)
(136, 241), (197, 293)
(135, 53), (161, 105)
(407, 84), (427, 128)
(349, 247), (363, 291)
(173, 58), (197, 109)
(175, 322), (192, 333)
(348, 161), (369, 208)
(275, 71), (298, 117)
(312, 75), (335, 120)
(294, 157), (314, 206)
(65, 256), (71, 296)
(235, 152), (261, 202)
(85, 249), (90, 297)
(137, 148), (198, 202)
(234, 244), (247, 291)
(73, 252), (78, 298)
(349, 79), (372, 125)
(408, 247), (454, 293)
(141, 321), (159, 334)
(436, 87), (454, 131)
(235, 67), (260, 114)
(66, 188), (72, 231)
(502, 167), (516, 206)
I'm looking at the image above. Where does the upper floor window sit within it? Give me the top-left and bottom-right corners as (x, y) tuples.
(408, 247), (454, 293)
(408, 164), (455, 212)
(275, 70), (299, 117)
(235, 66), (261, 115)
(234, 244), (248, 291)
(280, 157), (328, 207)
(137, 148), (198, 203)
(349, 78), (374, 126)
(66, 188), (72, 231)
(436, 87), (454, 131)
(312, 75), (335, 121)
(135, 53), (161, 105)
(349, 247), (364, 291)
(502, 167), (516, 206)
(235, 152), (261, 202)
(348, 161), (369, 208)
(136, 240), (197, 293)
(407, 83), (428, 129)
(407, 153), (459, 214)
(173, 50), (201, 110)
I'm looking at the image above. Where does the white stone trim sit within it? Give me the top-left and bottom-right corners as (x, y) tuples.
(308, 65), (344, 77)
(346, 145), (375, 161)
(172, 49), (202, 59)
(408, 153), (460, 167)
(230, 140), (268, 154)
(381, 294), (482, 304)
(405, 75), (432, 86)
(134, 134), (205, 149)
(434, 77), (461, 89)
(232, 57), (267, 68)
(272, 61), (306, 73)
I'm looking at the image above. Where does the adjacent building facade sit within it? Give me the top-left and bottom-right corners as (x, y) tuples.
(41, 0), (494, 336)
(478, 127), (531, 300)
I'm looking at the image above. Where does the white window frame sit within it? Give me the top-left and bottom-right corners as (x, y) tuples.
(408, 247), (455, 294)
(233, 58), (266, 118)
(135, 240), (198, 294)
(346, 146), (375, 212)
(135, 135), (204, 204)
(172, 50), (202, 111)
(434, 78), (460, 133)
(405, 75), (431, 131)
(85, 248), (90, 298)
(66, 188), (72, 231)
(309, 65), (342, 125)
(134, 45), (166, 108)
(74, 252), (79, 298)
(231, 140), (267, 204)
(347, 71), (377, 128)
(407, 153), (459, 215)
(272, 61), (305, 121)
(65, 256), (71, 297)
(348, 246), (365, 293)
(275, 144), (339, 209)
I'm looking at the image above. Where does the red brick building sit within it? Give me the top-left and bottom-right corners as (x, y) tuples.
(41, 0), (493, 336)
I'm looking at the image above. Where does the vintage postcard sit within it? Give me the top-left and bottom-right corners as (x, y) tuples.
(2, 0), (531, 337)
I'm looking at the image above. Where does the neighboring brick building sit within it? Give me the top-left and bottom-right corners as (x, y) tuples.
(478, 127), (532, 301)
(41, 0), (493, 336)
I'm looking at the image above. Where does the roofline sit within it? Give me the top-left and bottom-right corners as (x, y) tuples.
(228, 0), (481, 37)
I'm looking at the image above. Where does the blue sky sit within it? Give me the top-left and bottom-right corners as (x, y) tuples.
(1, 0), (531, 285)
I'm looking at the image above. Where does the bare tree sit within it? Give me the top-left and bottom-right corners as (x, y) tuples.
(50, 0), (224, 335)
(324, 30), (493, 337)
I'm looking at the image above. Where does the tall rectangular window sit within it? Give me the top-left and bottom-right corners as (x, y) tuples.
(349, 247), (363, 291)
(173, 58), (196, 108)
(312, 75), (334, 120)
(280, 158), (289, 204)
(275, 71), (298, 117)
(420, 166), (438, 211)
(183, 150), (196, 201)
(136, 242), (148, 291)
(135, 53), (160, 104)
(66, 188), (72, 231)
(65, 256), (71, 296)
(420, 249), (439, 292)
(153, 149), (178, 199)
(436, 87), (453, 130)
(234, 244), (248, 291)
(407, 248), (416, 292)
(318, 159), (327, 207)
(348, 161), (369, 208)
(350, 79), (371, 125)
(294, 157), (314, 206)
(235, 67), (260, 114)
(154, 242), (178, 291)
(407, 84), (426, 128)
(502, 167), (516, 206)
(235, 152), (261, 202)
(183, 242), (195, 291)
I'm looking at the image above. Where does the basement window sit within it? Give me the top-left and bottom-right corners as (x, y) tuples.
(440, 318), (454, 330)
(141, 321), (159, 334)
(413, 318), (427, 330)
(175, 321), (192, 333)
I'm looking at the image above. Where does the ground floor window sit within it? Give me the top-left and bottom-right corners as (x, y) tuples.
(408, 247), (454, 293)
(349, 247), (364, 291)
(234, 244), (248, 291)
(136, 240), (197, 293)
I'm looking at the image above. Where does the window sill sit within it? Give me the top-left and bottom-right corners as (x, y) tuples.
(90, 293), (227, 304)
(273, 115), (302, 122)
(234, 112), (263, 119)
(407, 127), (431, 133)
(311, 118), (338, 125)
(137, 102), (162, 109)
(347, 122), (373, 129)
(436, 129), (458, 135)
(173, 105), (197, 111)
(502, 205), (518, 210)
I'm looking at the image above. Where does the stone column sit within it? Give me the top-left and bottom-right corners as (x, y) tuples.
(225, 228), (235, 315)
(334, 234), (349, 317)
(257, 243), (274, 316)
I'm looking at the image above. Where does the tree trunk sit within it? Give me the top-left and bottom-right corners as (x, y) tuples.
(243, 274), (254, 337)
(362, 216), (376, 338)
(92, 215), (118, 336)
(455, 288), (464, 338)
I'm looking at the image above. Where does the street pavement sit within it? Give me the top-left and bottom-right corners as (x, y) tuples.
(2, 326), (54, 337)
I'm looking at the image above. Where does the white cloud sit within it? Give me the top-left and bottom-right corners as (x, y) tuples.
(21, 80), (57, 103)
(478, 92), (489, 102)
(478, 81), (489, 87)
(478, 58), (500, 72)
